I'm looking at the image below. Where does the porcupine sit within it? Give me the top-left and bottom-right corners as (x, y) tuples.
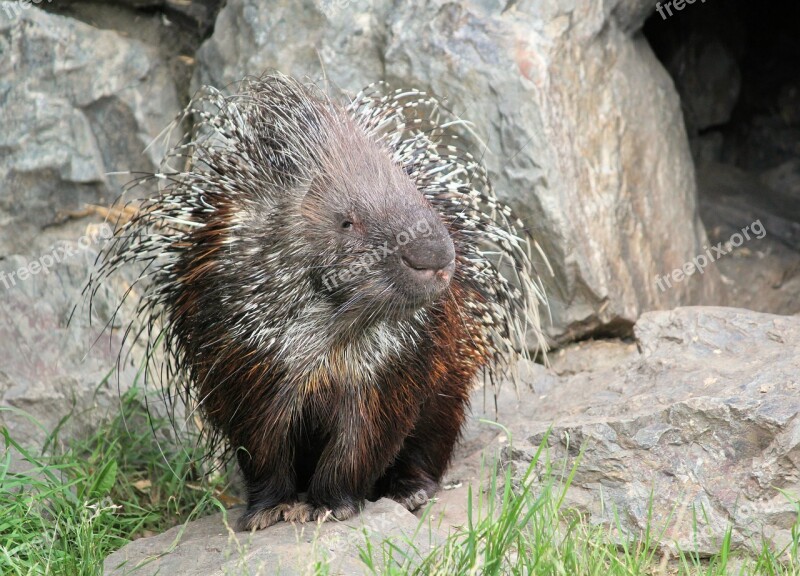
(87, 72), (549, 531)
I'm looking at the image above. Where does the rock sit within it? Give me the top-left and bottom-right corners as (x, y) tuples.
(777, 82), (800, 127)
(0, 5), (179, 460)
(665, 36), (741, 133)
(646, 2), (800, 175)
(194, 0), (720, 343)
(487, 307), (800, 555)
(727, 115), (800, 173)
(54, 0), (221, 32)
(109, 307), (800, 570)
(0, 4), (181, 256)
(696, 162), (800, 315)
(104, 499), (442, 575)
(761, 159), (800, 223)
(0, 230), (138, 467)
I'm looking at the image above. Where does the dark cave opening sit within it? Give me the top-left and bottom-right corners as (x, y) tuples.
(643, 0), (800, 314)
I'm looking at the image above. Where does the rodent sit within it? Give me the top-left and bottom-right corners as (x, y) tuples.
(87, 72), (549, 531)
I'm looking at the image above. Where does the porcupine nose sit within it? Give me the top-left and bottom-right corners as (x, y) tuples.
(399, 236), (456, 284)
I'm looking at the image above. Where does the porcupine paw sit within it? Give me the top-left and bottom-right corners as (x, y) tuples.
(385, 475), (438, 511)
(238, 502), (296, 531)
(390, 488), (433, 511)
(283, 499), (362, 523)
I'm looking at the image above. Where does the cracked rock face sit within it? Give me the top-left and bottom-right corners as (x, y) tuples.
(0, 5), (180, 462)
(493, 307), (800, 555)
(0, 4), (180, 256)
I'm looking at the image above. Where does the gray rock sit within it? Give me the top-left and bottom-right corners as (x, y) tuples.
(696, 162), (800, 315)
(194, 0), (720, 343)
(761, 159), (800, 223)
(53, 0), (220, 27)
(0, 234), (138, 464)
(104, 499), (442, 575)
(0, 3), (181, 256)
(103, 307), (800, 569)
(666, 36), (741, 133)
(0, 4), (179, 461)
(486, 307), (800, 555)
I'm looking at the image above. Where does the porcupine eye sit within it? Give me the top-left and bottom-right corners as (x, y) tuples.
(338, 215), (361, 235)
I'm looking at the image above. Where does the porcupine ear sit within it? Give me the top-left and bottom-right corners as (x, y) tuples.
(347, 83), (552, 385)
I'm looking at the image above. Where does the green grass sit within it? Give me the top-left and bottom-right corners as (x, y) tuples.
(2, 391), (800, 575)
(0, 386), (230, 575)
(344, 431), (800, 576)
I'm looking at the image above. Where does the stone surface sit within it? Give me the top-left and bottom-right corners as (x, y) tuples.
(104, 499), (442, 575)
(46, 0), (222, 86)
(0, 4), (179, 461)
(761, 160), (800, 225)
(194, 0), (721, 343)
(646, 1), (800, 176)
(482, 307), (800, 555)
(53, 0), (222, 35)
(664, 35), (741, 134)
(696, 162), (800, 316)
(0, 3), (181, 256)
(0, 231), (139, 467)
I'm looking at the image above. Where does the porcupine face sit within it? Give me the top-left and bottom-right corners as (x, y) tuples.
(298, 121), (456, 322)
